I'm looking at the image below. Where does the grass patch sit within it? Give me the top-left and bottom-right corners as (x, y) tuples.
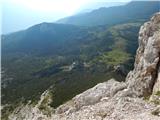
(143, 95), (150, 101)
(155, 91), (160, 96)
(97, 50), (131, 65)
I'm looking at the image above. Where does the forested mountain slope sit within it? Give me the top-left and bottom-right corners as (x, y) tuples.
(57, 1), (160, 26)
(2, 22), (141, 119)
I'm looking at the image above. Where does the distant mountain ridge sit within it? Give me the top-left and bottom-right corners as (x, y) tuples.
(76, 2), (126, 14)
(57, 1), (160, 26)
(2, 23), (89, 55)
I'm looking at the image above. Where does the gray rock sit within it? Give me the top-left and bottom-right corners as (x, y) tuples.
(126, 12), (160, 97)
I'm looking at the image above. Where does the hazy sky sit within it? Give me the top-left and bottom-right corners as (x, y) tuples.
(1, 0), (132, 34)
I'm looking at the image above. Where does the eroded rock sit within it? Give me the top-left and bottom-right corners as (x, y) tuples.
(126, 12), (160, 97)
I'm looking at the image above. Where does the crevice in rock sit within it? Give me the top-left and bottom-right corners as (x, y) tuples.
(150, 52), (160, 95)
(151, 53), (160, 94)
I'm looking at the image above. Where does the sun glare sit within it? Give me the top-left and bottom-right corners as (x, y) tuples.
(3, 0), (92, 15)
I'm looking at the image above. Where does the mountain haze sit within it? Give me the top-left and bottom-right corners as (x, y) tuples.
(77, 2), (126, 14)
(57, 1), (160, 26)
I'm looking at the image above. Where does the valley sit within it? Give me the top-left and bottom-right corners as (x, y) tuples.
(1, 1), (160, 119)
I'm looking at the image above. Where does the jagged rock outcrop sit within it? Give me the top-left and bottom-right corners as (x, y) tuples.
(8, 13), (160, 120)
(126, 13), (160, 97)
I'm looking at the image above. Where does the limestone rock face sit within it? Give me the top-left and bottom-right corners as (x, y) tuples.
(126, 12), (160, 97)
(51, 79), (159, 120)
(8, 13), (160, 120)
(8, 105), (48, 120)
(55, 79), (127, 115)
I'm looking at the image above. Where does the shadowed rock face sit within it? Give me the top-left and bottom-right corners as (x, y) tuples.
(8, 13), (160, 120)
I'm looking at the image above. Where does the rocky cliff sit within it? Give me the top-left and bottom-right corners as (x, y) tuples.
(8, 13), (160, 120)
(126, 13), (160, 97)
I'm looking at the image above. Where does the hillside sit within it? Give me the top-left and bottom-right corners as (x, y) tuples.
(2, 21), (141, 119)
(2, 1), (160, 119)
(8, 12), (160, 120)
(57, 1), (160, 26)
(2, 23), (89, 55)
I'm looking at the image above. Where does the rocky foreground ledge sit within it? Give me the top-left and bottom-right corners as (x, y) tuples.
(9, 13), (160, 120)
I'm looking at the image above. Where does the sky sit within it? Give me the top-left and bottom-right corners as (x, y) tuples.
(1, 0), (132, 34)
